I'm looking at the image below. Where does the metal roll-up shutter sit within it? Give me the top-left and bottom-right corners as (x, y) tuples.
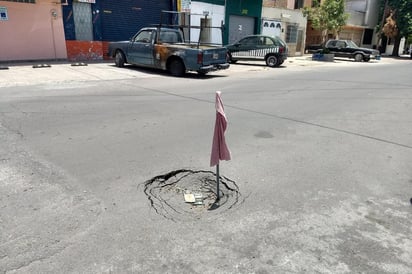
(101, 0), (172, 41)
(228, 15), (255, 44)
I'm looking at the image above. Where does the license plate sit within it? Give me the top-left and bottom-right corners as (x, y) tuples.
(213, 53), (219, 59)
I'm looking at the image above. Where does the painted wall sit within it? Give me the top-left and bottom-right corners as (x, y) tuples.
(262, 7), (307, 56)
(224, 0), (262, 44)
(0, 0), (67, 62)
(346, 0), (379, 28)
(189, 2), (225, 44)
(192, 0), (262, 45)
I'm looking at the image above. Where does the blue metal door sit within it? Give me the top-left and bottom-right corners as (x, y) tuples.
(101, 0), (172, 41)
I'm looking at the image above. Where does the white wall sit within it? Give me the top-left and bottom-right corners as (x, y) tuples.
(261, 7), (307, 55)
(346, 0), (379, 28)
(189, 2), (225, 45)
(261, 7), (306, 41)
(364, 0), (379, 27)
(389, 37), (407, 55)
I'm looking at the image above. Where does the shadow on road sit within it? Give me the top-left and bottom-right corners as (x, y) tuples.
(110, 64), (228, 79)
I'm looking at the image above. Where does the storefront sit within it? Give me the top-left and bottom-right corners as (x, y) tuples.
(62, 0), (173, 61)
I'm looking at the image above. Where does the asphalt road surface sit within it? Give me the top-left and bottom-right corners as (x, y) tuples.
(1, 57), (411, 273)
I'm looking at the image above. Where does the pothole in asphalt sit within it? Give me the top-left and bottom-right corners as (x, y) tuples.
(142, 169), (242, 221)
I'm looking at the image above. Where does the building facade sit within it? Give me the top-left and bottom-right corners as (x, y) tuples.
(0, 0), (175, 62)
(0, 0), (382, 62)
(262, 0), (309, 56)
(191, 0), (306, 56)
(0, 0), (67, 62)
(188, 0), (263, 45)
(305, 0), (380, 49)
(62, 0), (173, 61)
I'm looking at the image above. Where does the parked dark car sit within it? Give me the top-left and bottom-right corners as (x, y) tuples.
(306, 39), (380, 62)
(226, 35), (288, 67)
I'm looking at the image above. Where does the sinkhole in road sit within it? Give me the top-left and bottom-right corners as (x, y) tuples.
(142, 169), (242, 221)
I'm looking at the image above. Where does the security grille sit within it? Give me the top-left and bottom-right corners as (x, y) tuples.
(286, 24), (298, 43)
(228, 15), (255, 44)
(73, 2), (93, 41)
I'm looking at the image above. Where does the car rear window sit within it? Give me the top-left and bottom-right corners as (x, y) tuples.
(276, 37), (287, 47)
(263, 37), (275, 46)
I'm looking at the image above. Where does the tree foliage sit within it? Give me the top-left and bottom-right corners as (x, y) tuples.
(303, 0), (349, 43)
(382, 11), (398, 38)
(379, 0), (412, 55)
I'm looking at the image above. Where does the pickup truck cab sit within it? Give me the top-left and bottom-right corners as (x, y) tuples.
(108, 27), (229, 76)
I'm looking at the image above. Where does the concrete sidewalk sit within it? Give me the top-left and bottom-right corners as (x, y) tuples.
(0, 55), (403, 88)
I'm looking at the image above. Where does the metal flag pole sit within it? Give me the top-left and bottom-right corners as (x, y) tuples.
(210, 90), (230, 205)
(216, 163), (220, 201)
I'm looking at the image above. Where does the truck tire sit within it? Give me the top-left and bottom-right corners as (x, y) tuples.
(354, 53), (363, 62)
(115, 51), (125, 67)
(169, 59), (185, 77)
(266, 55), (279, 67)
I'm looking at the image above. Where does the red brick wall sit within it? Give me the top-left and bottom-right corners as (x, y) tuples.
(65, 41), (104, 61)
(263, 0), (288, 8)
(102, 42), (111, 60)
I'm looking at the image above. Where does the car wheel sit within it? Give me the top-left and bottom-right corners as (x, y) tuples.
(169, 59), (185, 77)
(354, 53), (363, 62)
(115, 51), (125, 67)
(266, 55), (279, 67)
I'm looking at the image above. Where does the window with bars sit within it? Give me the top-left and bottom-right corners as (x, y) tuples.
(286, 25), (298, 43)
(0, 0), (36, 3)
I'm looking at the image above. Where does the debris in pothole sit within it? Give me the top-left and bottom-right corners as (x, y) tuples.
(184, 191), (195, 203)
(141, 169), (242, 221)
